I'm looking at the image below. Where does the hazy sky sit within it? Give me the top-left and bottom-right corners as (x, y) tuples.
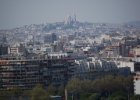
(0, 0), (140, 29)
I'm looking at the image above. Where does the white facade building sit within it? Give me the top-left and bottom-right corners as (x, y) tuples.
(75, 57), (118, 73)
(116, 61), (134, 72)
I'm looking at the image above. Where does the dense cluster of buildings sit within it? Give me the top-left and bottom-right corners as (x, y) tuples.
(0, 16), (140, 94)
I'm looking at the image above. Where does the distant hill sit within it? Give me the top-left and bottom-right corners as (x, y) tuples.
(125, 21), (140, 27)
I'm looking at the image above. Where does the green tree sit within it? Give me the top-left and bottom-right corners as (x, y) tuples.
(0, 90), (11, 100)
(87, 93), (99, 100)
(113, 96), (127, 100)
(58, 84), (65, 96)
(66, 78), (82, 93)
(108, 91), (127, 100)
(47, 84), (57, 95)
(31, 84), (50, 100)
(130, 95), (140, 100)
(10, 87), (23, 100)
(81, 79), (93, 92)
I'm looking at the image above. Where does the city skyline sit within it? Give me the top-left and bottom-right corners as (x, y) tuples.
(0, 0), (140, 29)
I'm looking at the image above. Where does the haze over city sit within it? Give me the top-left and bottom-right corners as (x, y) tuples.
(0, 0), (140, 29)
(1, 0), (140, 99)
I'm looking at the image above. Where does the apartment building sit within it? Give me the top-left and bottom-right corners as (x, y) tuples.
(0, 58), (76, 90)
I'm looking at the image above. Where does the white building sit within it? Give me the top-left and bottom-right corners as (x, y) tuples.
(75, 57), (118, 73)
(8, 43), (25, 55)
(116, 61), (135, 72)
(133, 46), (140, 57)
(46, 52), (68, 59)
